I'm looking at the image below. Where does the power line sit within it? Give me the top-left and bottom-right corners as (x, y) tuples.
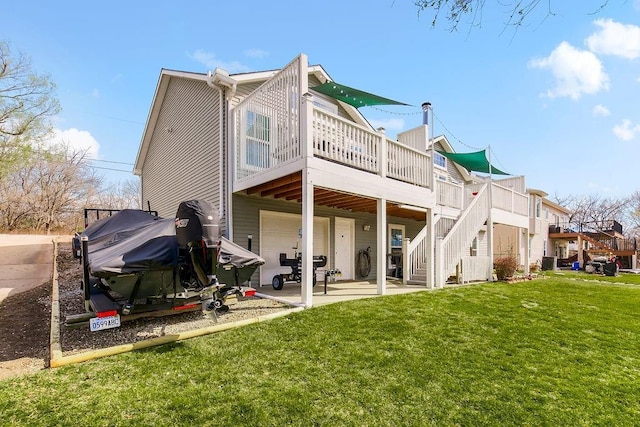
(87, 158), (135, 166)
(432, 110), (481, 151)
(431, 110), (510, 174)
(90, 165), (133, 173)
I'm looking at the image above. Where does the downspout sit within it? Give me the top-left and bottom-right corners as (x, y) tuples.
(206, 69), (237, 239)
(207, 68), (237, 98)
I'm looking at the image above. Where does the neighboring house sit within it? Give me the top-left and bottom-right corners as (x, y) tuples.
(527, 189), (572, 267)
(549, 218), (638, 270)
(494, 189), (572, 270)
(134, 53), (532, 307)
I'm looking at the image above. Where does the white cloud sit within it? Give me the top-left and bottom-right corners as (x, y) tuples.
(245, 49), (269, 59)
(368, 118), (405, 133)
(187, 50), (251, 73)
(41, 128), (100, 158)
(612, 119), (640, 141)
(592, 104), (611, 117)
(529, 41), (610, 99)
(585, 19), (640, 59)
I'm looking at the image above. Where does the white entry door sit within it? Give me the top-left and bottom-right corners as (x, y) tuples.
(334, 217), (354, 280)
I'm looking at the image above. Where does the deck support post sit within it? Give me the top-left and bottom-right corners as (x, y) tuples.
(377, 198), (387, 295)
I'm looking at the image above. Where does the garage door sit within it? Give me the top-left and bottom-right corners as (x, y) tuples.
(260, 211), (329, 286)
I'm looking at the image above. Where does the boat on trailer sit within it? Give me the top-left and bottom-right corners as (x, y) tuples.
(70, 200), (264, 331)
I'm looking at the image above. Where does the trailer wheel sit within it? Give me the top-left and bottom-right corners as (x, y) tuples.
(272, 274), (284, 290)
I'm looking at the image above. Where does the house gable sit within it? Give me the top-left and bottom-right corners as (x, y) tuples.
(137, 75), (224, 224)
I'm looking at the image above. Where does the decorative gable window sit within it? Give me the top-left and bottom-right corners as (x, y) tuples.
(434, 151), (446, 169)
(245, 111), (270, 169)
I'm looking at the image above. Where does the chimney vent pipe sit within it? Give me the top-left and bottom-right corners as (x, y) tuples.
(421, 102), (431, 125)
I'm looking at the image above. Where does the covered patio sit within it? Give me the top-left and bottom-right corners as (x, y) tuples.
(254, 277), (431, 307)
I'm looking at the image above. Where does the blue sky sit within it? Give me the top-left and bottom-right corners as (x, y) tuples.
(3, 1), (639, 198)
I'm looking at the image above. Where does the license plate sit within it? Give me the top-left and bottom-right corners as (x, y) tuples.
(90, 314), (121, 332)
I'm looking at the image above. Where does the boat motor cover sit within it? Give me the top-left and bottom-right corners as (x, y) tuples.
(82, 211), (178, 275)
(175, 200), (219, 248)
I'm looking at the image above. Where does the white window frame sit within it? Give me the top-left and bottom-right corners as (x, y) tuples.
(388, 224), (405, 250)
(242, 110), (271, 170)
(433, 151), (447, 170)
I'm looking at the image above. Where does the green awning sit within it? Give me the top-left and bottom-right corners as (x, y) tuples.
(311, 82), (409, 108)
(436, 150), (510, 175)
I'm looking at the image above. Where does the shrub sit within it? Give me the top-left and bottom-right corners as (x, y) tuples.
(494, 256), (518, 281)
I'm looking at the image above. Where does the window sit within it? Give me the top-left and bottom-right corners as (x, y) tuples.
(470, 237), (478, 256)
(434, 152), (446, 169)
(388, 224), (405, 249)
(245, 111), (270, 168)
(535, 197), (541, 218)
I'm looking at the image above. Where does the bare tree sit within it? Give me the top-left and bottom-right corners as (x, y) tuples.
(90, 178), (141, 210)
(553, 192), (631, 235)
(0, 143), (102, 233)
(627, 191), (640, 239)
(413, 0), (612, 32)
(0, 40), (60, 179)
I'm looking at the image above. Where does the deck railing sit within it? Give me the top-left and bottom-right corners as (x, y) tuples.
(406, 225), (429, 284)
(234, 56), (301, 181)
(311, 108), (432, 188)
(311, 108), (380, 174)
(436, 180), (463, 209)
(234, 55), (433, 188)
(436, 183), (490, 286)
(492, 181), (528, 216)
(465, 181), (527, 216)
(386, 141), (431, 187)
(461, 256), (491, 283)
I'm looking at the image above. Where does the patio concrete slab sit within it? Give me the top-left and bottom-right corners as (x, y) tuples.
(255, 278), (431, 307)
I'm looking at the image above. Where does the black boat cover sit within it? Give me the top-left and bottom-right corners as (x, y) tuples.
(83, 210), (177, 275)
(82, 207), (264, 276)
(219, 237), (265, 268)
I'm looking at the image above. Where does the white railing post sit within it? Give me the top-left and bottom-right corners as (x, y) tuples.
(427, 209), (434, 289)
(435, 237), (444, 288)
(301, 93), (313, 161)
(379, 131), (387, 178)
(402, 237), (409, 285)
(377, 198), (387, 295)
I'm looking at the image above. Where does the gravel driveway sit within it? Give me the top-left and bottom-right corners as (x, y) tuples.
(0, 242), (291, 380)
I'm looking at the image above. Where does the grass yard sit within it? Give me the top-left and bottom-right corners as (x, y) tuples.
(1, 276), (639, 426)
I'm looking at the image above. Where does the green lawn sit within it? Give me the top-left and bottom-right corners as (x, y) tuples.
(1, 277), (639, 426)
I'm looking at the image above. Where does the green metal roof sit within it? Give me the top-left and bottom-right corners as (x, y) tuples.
(436, 150), (510, 175)
(311, 82), (409, 108)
